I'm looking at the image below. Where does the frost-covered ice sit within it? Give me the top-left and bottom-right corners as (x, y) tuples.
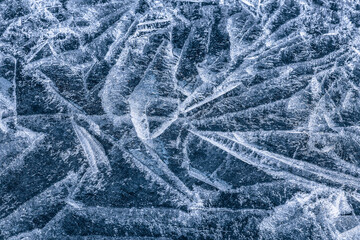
(1, 0), (360, 239)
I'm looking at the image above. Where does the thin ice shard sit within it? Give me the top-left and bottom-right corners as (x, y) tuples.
(72, 121), (111, 173)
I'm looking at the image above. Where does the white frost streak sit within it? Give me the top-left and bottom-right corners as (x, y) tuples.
(72, 122), (111, 173)
(35, 70), (84, 113)
(191, 130), (360, 190)
(123, 144), (201, 205)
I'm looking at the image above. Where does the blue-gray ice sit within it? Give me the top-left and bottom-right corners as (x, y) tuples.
(1, 0), (360, 239)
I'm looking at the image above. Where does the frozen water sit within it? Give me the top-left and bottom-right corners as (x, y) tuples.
(1, 0), (360, 239)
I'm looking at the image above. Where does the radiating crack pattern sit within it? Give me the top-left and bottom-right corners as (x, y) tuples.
(1, 0), (360, 239)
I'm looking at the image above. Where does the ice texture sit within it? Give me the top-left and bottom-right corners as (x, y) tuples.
(1, 0), (360, 239)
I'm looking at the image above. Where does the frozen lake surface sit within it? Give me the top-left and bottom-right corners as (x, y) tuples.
(1, 0), (360, 239)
